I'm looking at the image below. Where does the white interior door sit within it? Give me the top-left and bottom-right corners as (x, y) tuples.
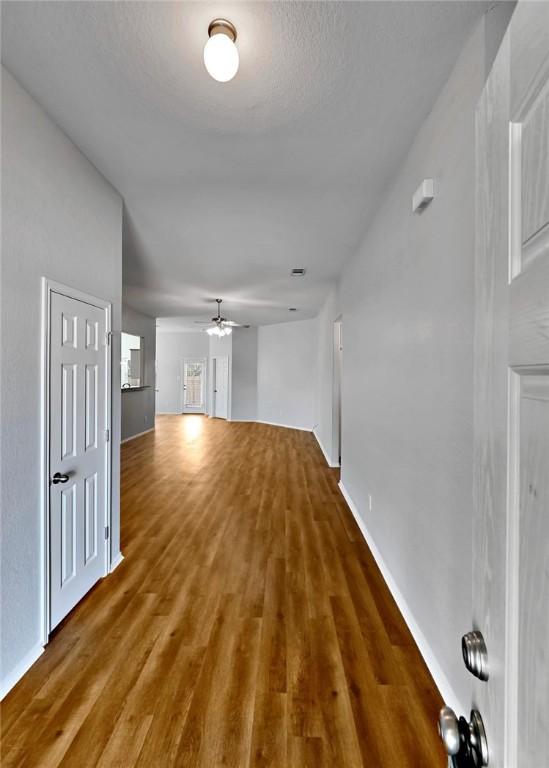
(468, 4), (549, 767)
(213, 356), (229, 419)
(49, 290), (109, 630)
(182, 358), (206, 413)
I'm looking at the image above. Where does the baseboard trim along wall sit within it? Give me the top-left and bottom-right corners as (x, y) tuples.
(338, 480), (464, 715)
(0, 643), (44, 701)
(313, 429), (339, 468)
(256, 420), (312, 432)
(157, 417), (312, 432)
(227, 419), (257, 423)
(121, 427), (155, 444)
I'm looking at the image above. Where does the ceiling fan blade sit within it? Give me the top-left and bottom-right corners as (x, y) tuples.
(223, 320), (249, 327)
(193, 321), (213, 324)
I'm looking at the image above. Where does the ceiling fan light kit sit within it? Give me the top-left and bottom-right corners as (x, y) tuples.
(207, 325), (232, 337)
(197, 298), (246, 336)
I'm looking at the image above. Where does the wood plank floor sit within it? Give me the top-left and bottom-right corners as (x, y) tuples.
(2, 415), (445, 767)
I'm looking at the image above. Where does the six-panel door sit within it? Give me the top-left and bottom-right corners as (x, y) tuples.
(49, 291), (108, 630)
(474, 3), (549, 765)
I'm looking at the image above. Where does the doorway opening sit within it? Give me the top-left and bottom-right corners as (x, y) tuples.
(181, 358), (207, 414)
(332, 317), (343, 466)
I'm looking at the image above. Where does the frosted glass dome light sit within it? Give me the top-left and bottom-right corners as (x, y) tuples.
(204, 20), (239, 83)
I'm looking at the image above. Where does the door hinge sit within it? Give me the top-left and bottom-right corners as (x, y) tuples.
(104, 428), (110, 442)
(105, 331), (112, 346)
(104, 525), (110, 540)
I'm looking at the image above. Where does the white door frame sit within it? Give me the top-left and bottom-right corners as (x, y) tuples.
(180, 357), (208, 413)
(40, 277), (113, 645)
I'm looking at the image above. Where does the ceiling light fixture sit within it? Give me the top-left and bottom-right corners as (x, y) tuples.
(204, 19), (239, 83)
(206, 325), (232, 337)
(196, 299), (246, 336)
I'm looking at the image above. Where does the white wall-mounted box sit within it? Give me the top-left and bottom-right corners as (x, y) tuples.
(412, 178), (435, 213)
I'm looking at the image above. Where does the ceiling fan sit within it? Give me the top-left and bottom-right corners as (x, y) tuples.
(194, 299), (249, 336)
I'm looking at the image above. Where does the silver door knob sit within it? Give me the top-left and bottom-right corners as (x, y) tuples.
(438, 706), (489, 766)
(438, 707), (460, 755)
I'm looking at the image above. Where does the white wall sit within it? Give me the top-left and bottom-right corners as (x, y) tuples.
(156, 331), (209, 414)
(208, 333), (232, 360)
(315, 6), (514, 711)
(231, 328), (258, 421)
(1, 68), (122, 689)
(121, 304), (156, 441)
(257, 319), (318, 430)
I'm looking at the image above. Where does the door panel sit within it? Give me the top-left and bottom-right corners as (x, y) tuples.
(517, 375), (549, 764)
(49, 291), (108, 630)
(521, 87), (549, 242)
(60, 484), (76, 585)
(84, 472), (98, 564)
(61, 363), (77, 459)
(473, 4), (549, 766)
(85, 364), (98, 450)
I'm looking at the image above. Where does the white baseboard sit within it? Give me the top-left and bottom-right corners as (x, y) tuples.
(256, 420), (312, 432)
(109, 553), (124, 573)
(155, 416), (312, 433)
(0, 643), (44, 701)
(121, 427), (154, 444)
(338, 480), (464, 714)
(313, 429), (339, 467)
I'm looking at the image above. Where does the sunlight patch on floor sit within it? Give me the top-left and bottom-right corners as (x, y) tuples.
(181, 414), (205, 442)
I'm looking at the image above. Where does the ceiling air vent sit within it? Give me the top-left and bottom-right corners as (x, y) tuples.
(291, 268), (306, 276)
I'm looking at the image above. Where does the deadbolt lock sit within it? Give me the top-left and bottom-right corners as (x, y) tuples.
(462, 630), (489, 681)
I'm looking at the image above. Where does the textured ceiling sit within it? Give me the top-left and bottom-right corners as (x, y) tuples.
(2, 1), (490, 327)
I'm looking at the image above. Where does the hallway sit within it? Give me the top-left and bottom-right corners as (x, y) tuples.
(2, 416), (445, 767)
